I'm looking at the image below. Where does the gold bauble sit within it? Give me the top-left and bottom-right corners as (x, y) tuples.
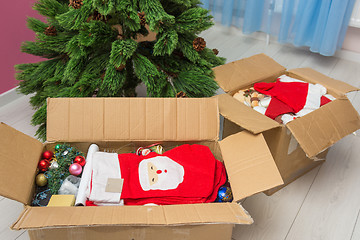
(36, 173), (48, 187)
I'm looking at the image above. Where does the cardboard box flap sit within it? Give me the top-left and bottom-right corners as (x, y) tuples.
(219, 131), (283, 202)
(11, 203), (253, 230)
(47, 97), (219, 142)
(287, 98), (360, 158)
(213, 53), (286, 92)
(218, 94), (280, 134)
(0, 123), (43, 204)
(288, 68), (359, 96)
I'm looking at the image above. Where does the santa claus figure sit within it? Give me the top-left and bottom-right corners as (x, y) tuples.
(79, 144), (226, 206)
(138, 156), (184, 191)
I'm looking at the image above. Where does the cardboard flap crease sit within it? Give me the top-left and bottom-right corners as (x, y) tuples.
(0, 123), (43, 204)
(11, 203), (252, 230)
(47, 98), (219, 142)
(218, 94), (280, 134)
(213, 53), (286, 92)
(286, 98), (360, 158)
(219, 131), (283, 202)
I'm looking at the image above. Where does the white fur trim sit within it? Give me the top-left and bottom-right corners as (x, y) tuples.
(281, 114), (297, 124)
(325, 94), (336, 100)
(253, 106), (267, 115)
(259, 97), (271, 107)
(278, 75), (305, 83)
(300, 83), (324, 111)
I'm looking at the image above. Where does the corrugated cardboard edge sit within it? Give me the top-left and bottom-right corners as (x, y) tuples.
(213, 53), (286, 93)
(288, 68), (359, 96)
(47, 98), (219, 142)
(219, 131), (283, 202)
(11, 206), (31, 230)
(218, 94), (280, 134)
(11, 203), (252, 230)
(0, 123), (43, 205)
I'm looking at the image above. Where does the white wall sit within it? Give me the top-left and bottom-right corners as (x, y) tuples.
(343, 26), (360, 53)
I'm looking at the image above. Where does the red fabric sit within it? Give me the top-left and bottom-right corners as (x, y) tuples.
(320, 96), (331, 106)
(264, 97), (295, 120)
(118, 144), (226, 205)
(254, 80), (309, 113)
(85, 200), (97, 206)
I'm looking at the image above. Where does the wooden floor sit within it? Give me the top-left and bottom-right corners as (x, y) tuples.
(1, 25), (360, 239)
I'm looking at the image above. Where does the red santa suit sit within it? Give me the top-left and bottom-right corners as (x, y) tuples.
(253, 75), (333, 124)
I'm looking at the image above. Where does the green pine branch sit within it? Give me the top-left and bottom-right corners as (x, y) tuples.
(16, 0), (226, 141)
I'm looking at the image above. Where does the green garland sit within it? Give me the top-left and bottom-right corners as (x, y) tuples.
(46, 144), (84, 194)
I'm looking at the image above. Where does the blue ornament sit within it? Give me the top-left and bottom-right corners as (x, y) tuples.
(215, 186), (233, 202)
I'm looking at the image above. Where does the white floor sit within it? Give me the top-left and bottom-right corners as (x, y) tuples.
(1, 25), (360, 240)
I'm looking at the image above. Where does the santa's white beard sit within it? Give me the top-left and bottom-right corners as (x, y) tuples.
(139, 156), (184, 191)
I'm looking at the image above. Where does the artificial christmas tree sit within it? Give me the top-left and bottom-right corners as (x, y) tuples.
(16, 0), (225, 141)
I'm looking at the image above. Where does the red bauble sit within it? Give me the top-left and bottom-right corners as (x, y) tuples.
(42, 150), (54, 160)
(38, 159), (50, 172)
(74, 155), (86, 167)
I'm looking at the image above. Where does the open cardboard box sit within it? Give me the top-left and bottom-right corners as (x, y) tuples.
(214, 53), (360, 195)
(0, 97), (283, 240)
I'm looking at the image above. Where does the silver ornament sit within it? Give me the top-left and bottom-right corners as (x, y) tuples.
(49, 161), (59, 169)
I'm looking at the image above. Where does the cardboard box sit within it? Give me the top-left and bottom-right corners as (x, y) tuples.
(214, 53), (360, 195)
(0, 97), (283, 240)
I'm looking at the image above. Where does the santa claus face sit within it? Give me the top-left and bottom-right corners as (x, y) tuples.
(138, 156), (184, 191)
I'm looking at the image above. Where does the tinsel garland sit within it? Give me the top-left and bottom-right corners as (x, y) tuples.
(46, 144), (84, 194)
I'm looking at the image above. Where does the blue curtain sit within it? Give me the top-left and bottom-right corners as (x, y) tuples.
(201, 0), (356, 56)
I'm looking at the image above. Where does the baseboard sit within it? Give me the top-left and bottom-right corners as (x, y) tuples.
(0, 87), (23, 108)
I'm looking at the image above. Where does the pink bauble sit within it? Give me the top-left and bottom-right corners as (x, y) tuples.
(69, 163), (82, 176)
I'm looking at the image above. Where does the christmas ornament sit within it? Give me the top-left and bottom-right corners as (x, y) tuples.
(55, 144), (61, 151)
(215, 186), (233, 202)
(136, 144), (164, 156)
(212, 48), (219, 55)
(36, 173), (48, 187)
(193, 37), (206, 52)
(49, 160), (59, 170)
(69, 163), (82, 176)
(42, 150), (54, 160)
(176, 91), (187, 98)
(150, 144), (164, 154)
(136, 147), (151, 156)
(38, 159), (50, 172)
(44, 26), (57, 36)
(74, 155), (86, 167)
(48, 144), (85, 194)
(69, 0), (83, 9)
(138, 12), (146, 26)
